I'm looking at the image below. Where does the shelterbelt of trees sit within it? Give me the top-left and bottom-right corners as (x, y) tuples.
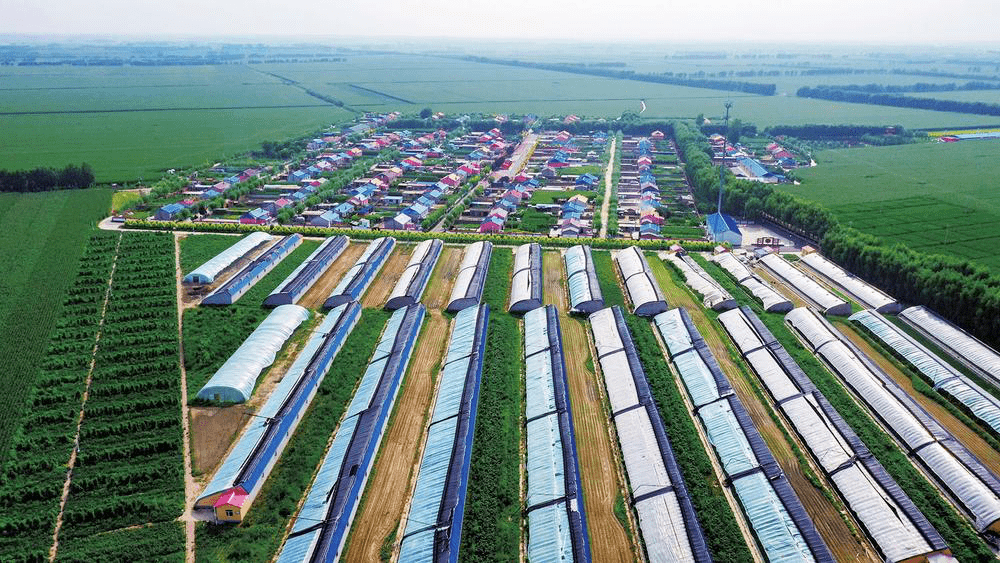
(797, 86), (1000, 116)
(460, 56), (778, 96)
(674, 121), (1000, 349)
(0, 163), (95, 192)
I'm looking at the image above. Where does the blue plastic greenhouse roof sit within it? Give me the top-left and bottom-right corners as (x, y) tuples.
(400, 305), (488, 563)
(279, 304), (425, 563)
(523, 306), (591, 563)
(197, 302), (361, 505)
(656, 307), (833, 563)
(183, 231), (272, 284)
(195, 304), (310, 403)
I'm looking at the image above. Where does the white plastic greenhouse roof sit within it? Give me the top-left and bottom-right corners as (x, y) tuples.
(388, 238), (442, 308)
(589, 307), (708, 563)
(655, 307), (832, 563)
(800, 253), (899, 313)
(615, 246), (667, 317)
(786, 307), (1000, 532)
(720, 307), (945, 562)
(711, 252), (791, 312)
(564, 245), (603, 314)
(664, 252), (735, 311)
(759, 253), (849, 315)
(195, 304), (310, 403)
(183, 231), (272, 284)
(197, 302), (359, 505)
(509, 243), (542, 313)
(900, 306), (1000, 388)
(447, 241), (491, 313)
(852, 310), (1000, 437)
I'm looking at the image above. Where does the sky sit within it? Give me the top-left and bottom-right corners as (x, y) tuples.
(4, 0), (999, 45)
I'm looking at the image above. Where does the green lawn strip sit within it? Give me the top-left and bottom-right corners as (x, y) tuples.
(459, 248), (522, 563)
(196, 309), (390, 562)
(0, 189), (111, 467)
(529, 189), (597, 205)
(182, 240), (320, 398)
(692, 253), (994, 562)
(591, 250), (626, 308)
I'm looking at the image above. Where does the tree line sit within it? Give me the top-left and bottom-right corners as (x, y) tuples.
(797, 86), (1000, 117)
(0, 163), (94, 192)
(819, 80), (1000, 94)
(460, 56), (777, 96)
(674, 121), (1000, 349)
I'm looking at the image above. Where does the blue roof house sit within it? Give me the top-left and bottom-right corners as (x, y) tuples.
(706, 212), (743, 246)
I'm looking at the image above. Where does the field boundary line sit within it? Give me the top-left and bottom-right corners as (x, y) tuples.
(175, 233), (197, 562)
(48, 232), (123, 562)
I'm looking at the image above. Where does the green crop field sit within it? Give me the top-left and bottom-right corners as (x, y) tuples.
(4, 53), (999, 186)
(0, 65), (352, 183)
(787, 141), (1000, 269)
(0, 189), (111, 468)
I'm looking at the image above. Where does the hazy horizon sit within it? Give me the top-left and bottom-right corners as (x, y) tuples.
(4, 0), (999, 46)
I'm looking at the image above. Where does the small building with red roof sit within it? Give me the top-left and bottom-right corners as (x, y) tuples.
(213, 487), (249, 522)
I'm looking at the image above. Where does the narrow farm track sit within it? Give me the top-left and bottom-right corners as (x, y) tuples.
(48, 233), (122, 562)
(599, 136), (617, 239)
(362, 245), (413, 308)
(648, 257), (878, 563)
(297, 241), (368, 310)
(836, 322), (1000, 474)
(175, 233), (197, 562)
(540, 251), (638, 562)
(342, 251), (460, 562)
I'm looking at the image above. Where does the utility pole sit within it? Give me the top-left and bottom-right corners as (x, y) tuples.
(717, 101), (732, 215)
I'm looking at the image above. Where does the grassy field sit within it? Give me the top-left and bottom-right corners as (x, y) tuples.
(4, 54), (1000, 185)
(789, 141), (1000, 270)
(0, 189), (111, 467)
(0, 65), (351, 183)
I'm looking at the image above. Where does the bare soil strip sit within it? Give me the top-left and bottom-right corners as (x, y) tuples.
(541, 251), (638, 562)
(652, 257), (878, 563)
(362, 245), (413, 309)
(297, 242), (369, 310)
(342, 250), (461, 562)
(48, 233), (123, 562)
(422, 246), (463, 309)
(189, 326), (309, 477)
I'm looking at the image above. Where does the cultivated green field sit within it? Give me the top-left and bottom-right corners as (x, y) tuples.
(4, 52), (1000, 185)
(0, 64), (352, 183)
(789, 141), (1000, 269)
(0, 188), (111, 465)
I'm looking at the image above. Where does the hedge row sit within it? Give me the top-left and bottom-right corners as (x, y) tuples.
(123, 219), (715, 252)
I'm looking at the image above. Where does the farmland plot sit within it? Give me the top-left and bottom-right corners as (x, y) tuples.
(0, 189), (111, 466)
(55, 231), (186, 559)
(0, 230), (119, 561)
